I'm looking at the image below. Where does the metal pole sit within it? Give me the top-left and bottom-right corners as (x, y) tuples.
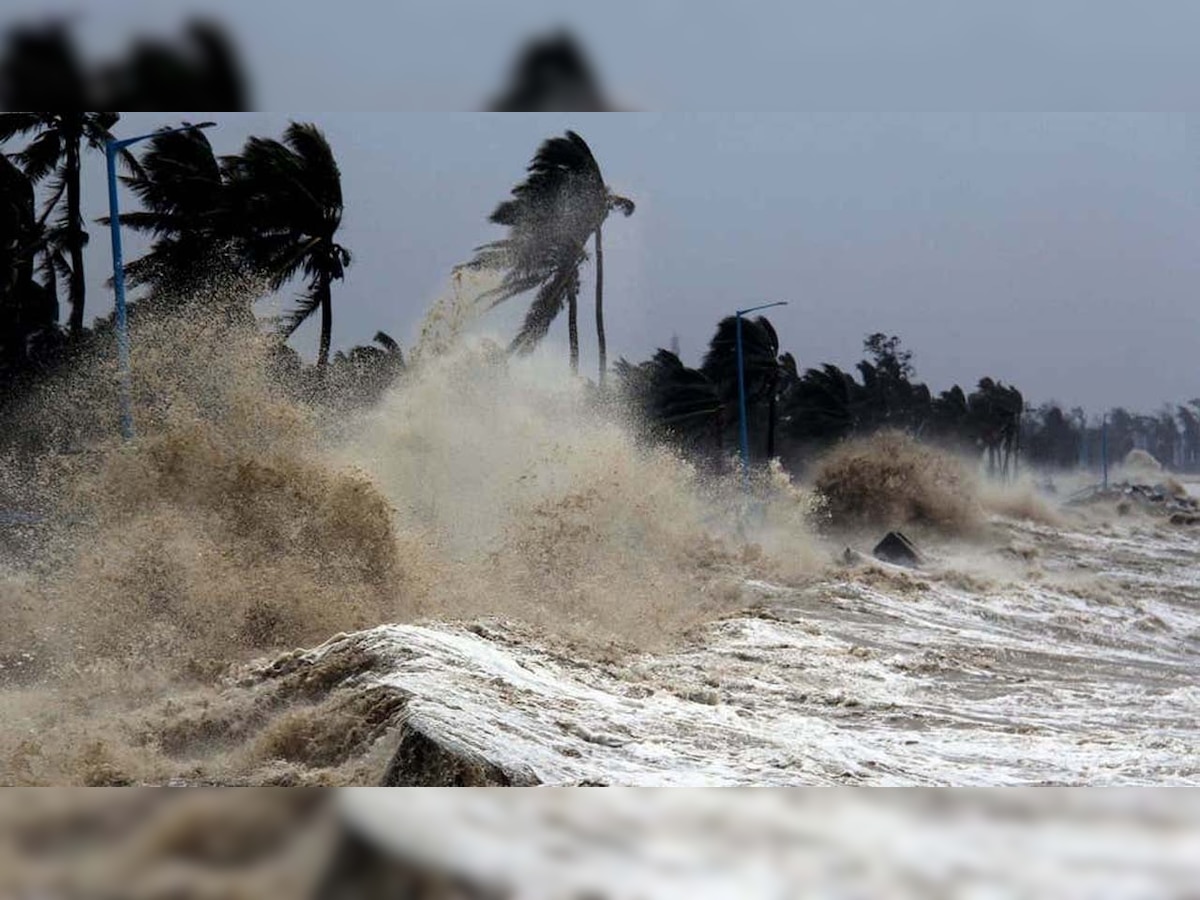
(735, 312), (750, 486)
(733, 300), (788, 491)
(1101, 414), (1109, 490)
(103, 122), (215, 441)
(105, 141), (134, 441)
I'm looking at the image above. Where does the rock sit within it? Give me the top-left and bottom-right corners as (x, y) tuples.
(382, 714), (542, 786)
(873, 531), (922, 568)
(1169, 513), (1200, 527)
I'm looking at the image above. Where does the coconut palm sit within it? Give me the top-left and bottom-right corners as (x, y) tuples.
(1178, 404), (1200, 472)
(968, 378), (1024, 478)
(0, 110), (123, 337)
(106, 124), (235, 305)
(226, 122), (351, 371)
(327, 331), (406, 407)
(460, 130), (633, 379)
(616, 349), (724, 456)
(487, 31), (614, 112)
(700, 315), (785, 460)
(1, 153), (61, 382)
(781, 364), (864, 448)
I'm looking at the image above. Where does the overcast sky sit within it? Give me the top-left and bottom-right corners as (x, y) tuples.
(16, 0), (1200, 110)
(76, 112), (1199, 413)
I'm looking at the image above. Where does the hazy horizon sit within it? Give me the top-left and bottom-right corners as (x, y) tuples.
(69, 112), (1200, 413)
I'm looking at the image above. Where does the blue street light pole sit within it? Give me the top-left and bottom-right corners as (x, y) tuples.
(734, 300), (788, 488)
(105, 122), (215, 439)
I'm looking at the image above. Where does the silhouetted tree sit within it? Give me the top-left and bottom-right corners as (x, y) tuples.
(780, 363), (864, 451)
(106, 124), (240, 310)
(863, 332), (915, 380)
(852, 334), (932, 433)
(1178, 404), (1200, 472)
(700, 315), (785, 461)
(226, 122), (350, 372)
(1104, 408), (1137, 465)
(488, 31), (614, 112)
(0, 22), (91, 111)
(100, 21), (248, 111)
(616, 349), (724, 461)
(1, 153), (60, 387)
(0, 18), (248, 112)
(460, 131), (633, 380)
(969, 378), (1024, 477)
(326, 331), (406, 407)
(928, 385), (971, 448)
(0, 111), (123, 336)
(1024, 404), (1079, 470)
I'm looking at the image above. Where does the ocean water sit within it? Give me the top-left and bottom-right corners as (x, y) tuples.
(292, 509), (1200, 788)
(0, 296), (1196, 794)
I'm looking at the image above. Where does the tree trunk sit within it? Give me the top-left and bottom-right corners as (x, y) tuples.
(567, 286), (579, 376)
(65, 131), (85, 338)
(594, 223), (605, 388)
(317, 270), (332, 374)
(767, 386), (777, 461)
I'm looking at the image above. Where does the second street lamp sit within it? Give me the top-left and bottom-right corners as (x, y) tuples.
(734, 300), (788, 488)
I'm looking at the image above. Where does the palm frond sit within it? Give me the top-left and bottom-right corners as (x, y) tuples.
(277, 280), (324, 338)
(16, 129), (63, 183)
(608, 192), (635, 217)
(0, 112), (48, 144)
(373, 331), (400, 354)
(36, 172), (67, 228)
(81, 112), (120, 149)
(509, 266), (579, 354)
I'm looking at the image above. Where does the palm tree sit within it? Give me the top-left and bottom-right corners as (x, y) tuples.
(225, 122), (351, 372)
(327, 331), (406, 407)
(968, 378), (1024, 478)
(700, 315), (785, 460)
(1178, 404), (1200, 472)
(1, 153), (61, 383)
(0, 111), (123, 337)
(105, 124), (235, 307)
(593, 186), (635, 386)
(781, 364), (864, 449)
(460, 130), (633, 379)
(487, 31), (614, 112)
(616, 349), (724, 457)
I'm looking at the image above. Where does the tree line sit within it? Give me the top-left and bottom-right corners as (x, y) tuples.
(0, 112), (396, 412)
(616, 326), (1026, 477)
(3, 114), (1196, 477)
(1022, 402), (1200, 474)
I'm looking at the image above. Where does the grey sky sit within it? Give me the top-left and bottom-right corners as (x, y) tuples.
(16, 0), (1200, 110)
(76, 112), (1199, 413)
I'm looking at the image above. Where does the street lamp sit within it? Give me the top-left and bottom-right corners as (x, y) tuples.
(105, 121), (216, 440)
(734, 300), (788, 487)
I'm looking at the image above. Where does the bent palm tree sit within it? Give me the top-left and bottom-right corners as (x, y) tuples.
(616, 349), (724, 456)
(968, 378), (1024, 478)
(780, 364), (864, 449)
(106, 124), (234, 305)
(0, 110), (123, 337)
(226, 122), (350, 371)
(459, 130), (633, 378)
(700, 315), (784, 460)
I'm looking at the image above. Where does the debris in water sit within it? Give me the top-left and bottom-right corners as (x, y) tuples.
(873, 531), (923, 567)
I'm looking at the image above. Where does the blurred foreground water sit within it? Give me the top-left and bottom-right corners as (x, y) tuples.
(2, 788), (1199, 898)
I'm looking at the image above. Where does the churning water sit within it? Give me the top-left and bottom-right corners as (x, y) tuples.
(0, 283), (1196, 787)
